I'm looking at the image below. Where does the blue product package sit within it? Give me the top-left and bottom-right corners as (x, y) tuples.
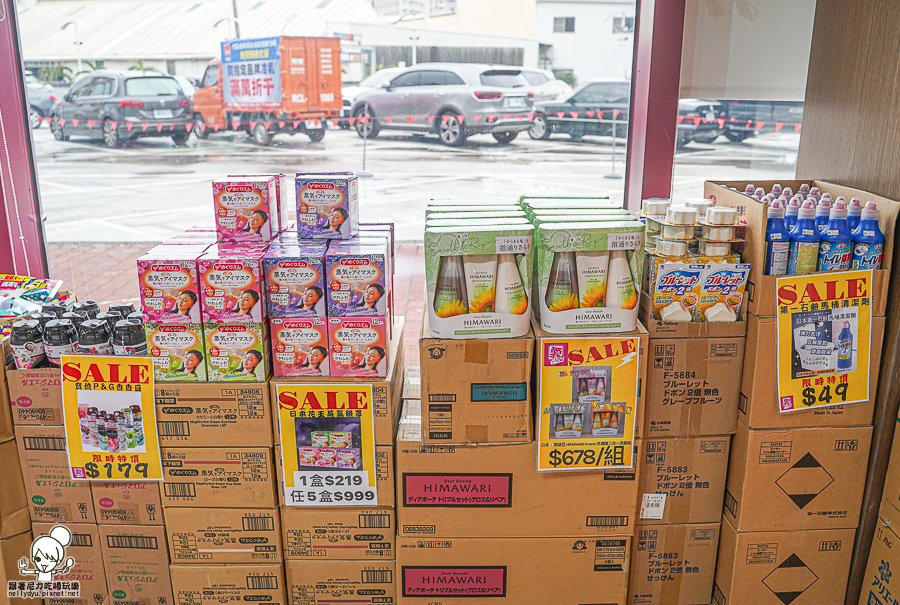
(324, 243), (389, 317)
(263, 243), (328, 317)
(295, 173), (359, 240)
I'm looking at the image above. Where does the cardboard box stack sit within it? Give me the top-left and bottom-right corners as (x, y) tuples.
(704, 180), (898, 605)
(273, 316), (406, 605)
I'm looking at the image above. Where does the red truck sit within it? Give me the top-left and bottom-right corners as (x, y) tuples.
(192, 36), (341, 144)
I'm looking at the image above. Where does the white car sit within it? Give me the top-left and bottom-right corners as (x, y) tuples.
(339, 67), (403, 127)
(521, 68), (571, 102)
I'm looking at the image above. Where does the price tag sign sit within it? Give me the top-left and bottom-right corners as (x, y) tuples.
(537, 335), (639, 471)
(61, 355), (163, 481)
(776, 270), (872, 412)
(276, 383), (378, 506)
(640, 493), (667, 520)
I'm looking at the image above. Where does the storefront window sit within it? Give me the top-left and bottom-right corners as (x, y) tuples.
(672, 0), (815, 200)
(18, 0), (638, 297)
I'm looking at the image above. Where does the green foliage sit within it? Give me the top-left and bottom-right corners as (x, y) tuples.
(555, 72), (577, 86)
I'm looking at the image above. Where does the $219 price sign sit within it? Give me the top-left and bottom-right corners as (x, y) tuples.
(61, 355), (165, 481)
(287, 470), (377, 505)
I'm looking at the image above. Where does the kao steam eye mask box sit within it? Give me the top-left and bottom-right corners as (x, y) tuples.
(146, 323), (207, 382)
(263, 244), (327, 318)
(270, 317), (330, 377)
(324, 243), (389, 317)
(328, 317), (388, 378)
(212, 177), (278, 243)
(204, 322), (269, 383)
(198, 245), (267, 323)
(138, 246), (205, 324)
(535, 221), (644, 334)
(425, 224), (534, 339)
(295, 172), (359, 240)
(229, 173), (289, 234)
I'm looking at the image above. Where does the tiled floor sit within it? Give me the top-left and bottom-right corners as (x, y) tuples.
(48, 242), (426, 366)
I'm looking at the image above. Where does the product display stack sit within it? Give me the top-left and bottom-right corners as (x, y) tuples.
(703, 181), (897, 605)
(390, 197), (648, 605)
(630, 197), (745, 605)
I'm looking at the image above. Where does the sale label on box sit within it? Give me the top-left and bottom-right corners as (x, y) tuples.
(537, 336), (639, 471)
(61, 355), (164, 481)
(776, 269), (872, 413)
(276, 383), (378, 506)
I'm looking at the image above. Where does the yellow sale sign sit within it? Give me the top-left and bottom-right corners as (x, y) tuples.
(61, 355), (163, 481)
(276, 383), (377, 506)
(537, 335), (639, 471)
(776, 269), (872, 413)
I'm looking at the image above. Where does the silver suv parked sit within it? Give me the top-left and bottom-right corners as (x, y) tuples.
(350, 63), (533, 146)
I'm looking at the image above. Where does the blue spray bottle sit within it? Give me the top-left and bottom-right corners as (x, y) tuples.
(809, 186), (821, 199)
(788, 200), (821, 275)
(765, 200), (791, 276)
(851, 201), (884, 269)
(837, 321), (853, 370)
(784, 196), (801, 232)
(782, 186), (794, 201)
(847, 197), (863, 231)
(814, 198), (831, 233)
(798, 183), (811, 199)
(771, 183), (783, 197)
(818, 200), (852, 271)
(744, 184), (755, 195)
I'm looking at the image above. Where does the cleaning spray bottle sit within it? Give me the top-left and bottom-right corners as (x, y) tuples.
(847, 198), (863, 231)
(784, 196), (801, 232)
(787, 200), (820, 275)
(814, 198), (831, 233)
(851, 201), (884, 269)
(817, 200), (852, 271)
(765, 200), (791, 276)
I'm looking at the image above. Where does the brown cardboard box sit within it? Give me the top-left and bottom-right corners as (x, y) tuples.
(275, 445), (395, 508)
(858, 514), (900, 605)
(170, 564), (287, 605)
(533, 320), (650, 440)
(418, 313), (533, 445)
(396, 535), (631, 605)
(630, 523), (719, 605)
(284, 559), (395, 605)
(396, 413), (639, 537)
(164, 507), (282, 564)
(0, 437), (30, 538)
(155, 381), (273, 447)
(0, 530), (33, 605)
(271, 316), (406, 446)
(160, 446), (276, 508)
(33, 522), (108, 605)
(644, 336), (744, 437)
(637, 436), (730, 525)
(15, 424), (95, 523)
(403, 365), (420, 399)
(6, 366), (63, 425)
(638, 294), (747, 338)
(740, 313), (882, 429)
(99, 524), (173, 605)
(281, 506), (394, 560)
(0, 342), (14, 441)
(725, 423), (871, 531)
(878, 421), (900, 530)
(704, 179), (897, 317)
(90, 481), (163, 525)
(713, 517), (854, 605)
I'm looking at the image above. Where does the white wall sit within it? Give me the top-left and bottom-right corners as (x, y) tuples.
(681, 0), (815, 101)
(535, 0), (634, 83)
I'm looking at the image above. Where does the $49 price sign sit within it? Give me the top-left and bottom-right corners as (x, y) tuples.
(546, 444), (627, 469)
(287, 470), (376, 506)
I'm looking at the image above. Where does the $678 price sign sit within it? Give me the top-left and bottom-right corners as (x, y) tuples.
(546, 444), (627, 469)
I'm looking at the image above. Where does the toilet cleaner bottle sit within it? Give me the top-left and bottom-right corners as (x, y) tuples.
(817, 200), (852, 271)
(764, 200), (791, 276)
(851, 201), (884, 270)
(787, 200), (820, 275)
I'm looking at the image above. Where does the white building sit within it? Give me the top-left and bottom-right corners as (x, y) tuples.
(535, 0), (634, 83)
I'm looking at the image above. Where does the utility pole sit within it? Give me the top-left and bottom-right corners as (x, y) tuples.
(232, 0), (241, 38)
(61, 22), (82, 73)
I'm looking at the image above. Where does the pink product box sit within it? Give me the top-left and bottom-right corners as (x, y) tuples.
(270, 317), (330, 377)
(212, 177), (278, 243)
(229, 173), (290, 234)
(327, 316), (388, 378)
(297, 446), (361, 469)
(199, 245), (267, 323)
(137, 246), (205, 323)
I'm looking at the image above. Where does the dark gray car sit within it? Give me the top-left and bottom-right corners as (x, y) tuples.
(350, 63), (533, 147)
(25, 71), (57, 129)
(50, 70), (193, 148)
